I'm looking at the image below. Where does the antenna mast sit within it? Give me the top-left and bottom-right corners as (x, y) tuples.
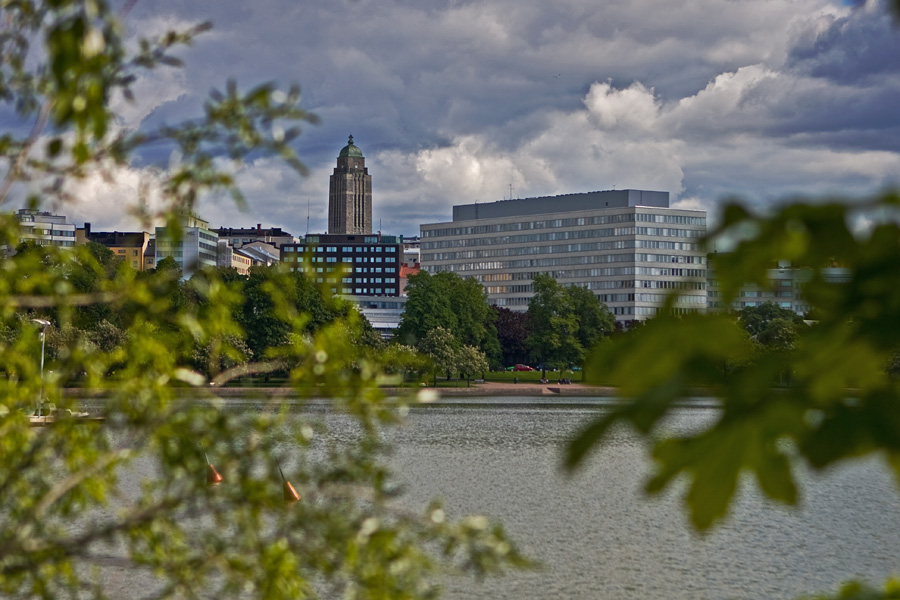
(306, 197), (310, 235)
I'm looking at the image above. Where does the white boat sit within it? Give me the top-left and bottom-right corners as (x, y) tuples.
(27, 404), (103, 427)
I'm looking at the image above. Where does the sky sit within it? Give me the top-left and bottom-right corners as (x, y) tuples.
(12, 0), (900, 237)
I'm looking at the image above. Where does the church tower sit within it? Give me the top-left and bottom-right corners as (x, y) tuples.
(328, 135), (372, 235)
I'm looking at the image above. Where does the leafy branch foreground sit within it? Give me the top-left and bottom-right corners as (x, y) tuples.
(569, 192), (900, 600)
(0, 250), (528, 599)
(0, 2), (525, 597)
(4, 1), (900, 598)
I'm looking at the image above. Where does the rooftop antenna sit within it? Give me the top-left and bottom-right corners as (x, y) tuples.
(306, 197), (310, 235)
(508, 183), (513, 200)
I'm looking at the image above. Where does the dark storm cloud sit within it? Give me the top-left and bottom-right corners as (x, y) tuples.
(11, 0), (898, 236)
(787, 3), (900, 85)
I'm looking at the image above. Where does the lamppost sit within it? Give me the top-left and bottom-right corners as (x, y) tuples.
(32, 318), (50, 417)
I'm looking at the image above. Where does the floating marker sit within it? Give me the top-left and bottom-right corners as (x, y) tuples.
(206, 453), (223, 486)
(279, 466), (301, 503)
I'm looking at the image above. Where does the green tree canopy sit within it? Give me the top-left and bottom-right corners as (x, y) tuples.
(396, 270), (500, 364)
(567, 283), (616, 351)
(738, 301), (805, 339)
(526, 274), (613, 375)
(526, 274), (580, 374)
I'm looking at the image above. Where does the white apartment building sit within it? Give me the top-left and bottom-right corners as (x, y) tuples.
(420, 190), (708, 322)
(13, 209), (76, 248)
(155, 213), (218, 279)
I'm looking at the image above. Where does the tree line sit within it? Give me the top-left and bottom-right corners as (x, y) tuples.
(4, 240), (383, 384)
(396, 270), (617, 379)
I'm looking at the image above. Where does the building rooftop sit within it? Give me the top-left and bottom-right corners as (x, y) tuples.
(450, 189), (672, 222)
(338, 135), (363, 158)
(214, 225), (293, 237)
(87, 231), (148, 247)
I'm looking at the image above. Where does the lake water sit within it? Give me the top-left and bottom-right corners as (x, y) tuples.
(80, 398), (900, 599)
(375, 402), (900, 600)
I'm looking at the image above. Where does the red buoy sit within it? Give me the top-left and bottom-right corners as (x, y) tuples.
(283, 480), (301, 503)
(207, 463), (223, 486)
(279, 467), (300, 503)
(205, 454), (223, 486)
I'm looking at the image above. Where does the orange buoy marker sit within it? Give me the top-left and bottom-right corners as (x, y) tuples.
(205, 453), (223, 486)
(280, 467), (301, 504)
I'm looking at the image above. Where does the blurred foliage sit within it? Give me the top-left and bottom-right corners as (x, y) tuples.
(0, 2), (526, 598)
(567, 191), (900, 594)
(800, 577), (900, 600)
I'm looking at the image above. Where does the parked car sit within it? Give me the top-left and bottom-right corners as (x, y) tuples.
(512, 364), (534, 371)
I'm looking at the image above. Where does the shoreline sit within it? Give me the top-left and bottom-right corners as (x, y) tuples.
(63, 382), (620, 399)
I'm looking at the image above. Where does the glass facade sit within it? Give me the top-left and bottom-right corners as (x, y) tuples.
(282, 233), (403, 297)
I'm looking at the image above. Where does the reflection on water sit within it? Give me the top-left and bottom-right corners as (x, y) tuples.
(372, 405), (900, 600)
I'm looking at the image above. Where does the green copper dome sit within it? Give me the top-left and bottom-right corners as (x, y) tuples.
(339, 135), (363, 158)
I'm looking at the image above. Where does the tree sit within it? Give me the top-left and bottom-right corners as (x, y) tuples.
(456, 344), (489, 387)
(525, 274), (583, 376)
(381, 343), (431, 382)
(566, 283), (615, 379)
(0, 4), (524, 597)
(494, 306), (530, 367)
(738, 301), (805, 340)
(397, 271), (501, 365)
(567, 192), (900, 599)
(418, 325), (460, 386)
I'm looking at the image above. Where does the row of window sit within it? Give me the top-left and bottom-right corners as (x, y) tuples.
(584, 280), (706, 291)
(29, 239), (76, 247)
(611, 306), (702, 316)
(475, 266), (707, 282)
(635, 254), (706, 264)
(423, 212), (706, 238)
(307, 255), (396, 263)
(597, 293), (706, 304)
(286, 245), (398, 253)
(293, 265), (399, 274)
(635, 213), (705, 225)
(424, 239), (701, 261)
(23, 228), (76, 237)
(485, 284), (534, 294)
(423, 226), (703, 251)
(439, 252), (706, 273)
(738, 290), (794, 298)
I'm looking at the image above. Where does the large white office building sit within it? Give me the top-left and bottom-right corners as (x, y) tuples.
(420, 190), (708, 322)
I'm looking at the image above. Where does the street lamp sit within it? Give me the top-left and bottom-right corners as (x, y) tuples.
(32, 318), (50, 417)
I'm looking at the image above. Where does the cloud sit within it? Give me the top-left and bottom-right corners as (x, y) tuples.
(7, 0), (897, 241)
(62, 161), (168, 232)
